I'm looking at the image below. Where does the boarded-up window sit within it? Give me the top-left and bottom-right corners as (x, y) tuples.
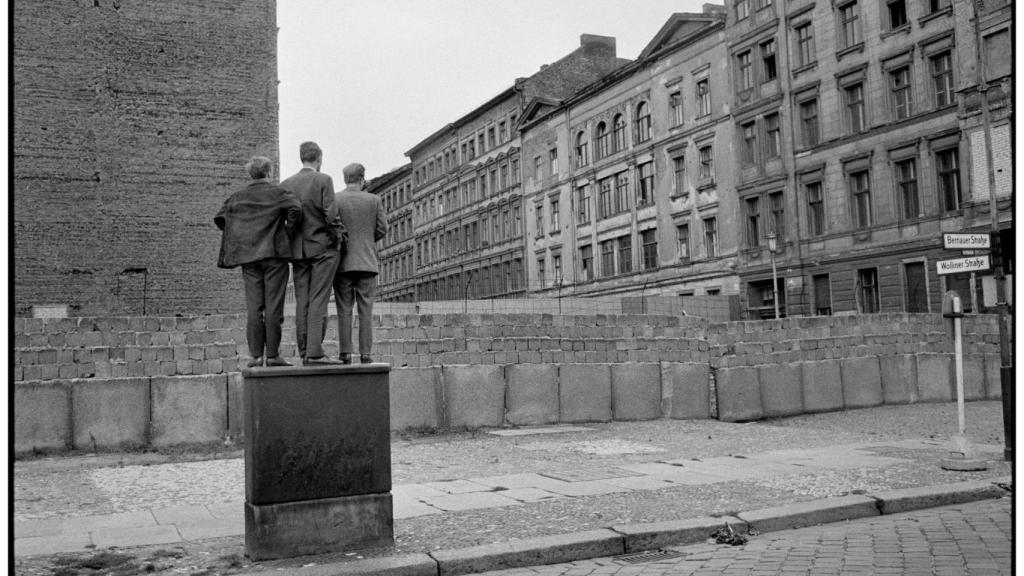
(984, 30), (1011, 80)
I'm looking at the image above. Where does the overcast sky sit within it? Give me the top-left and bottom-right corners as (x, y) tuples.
(276, 0), (708, 180)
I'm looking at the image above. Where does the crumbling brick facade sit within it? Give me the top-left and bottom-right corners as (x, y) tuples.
(13, 0), (279, 316)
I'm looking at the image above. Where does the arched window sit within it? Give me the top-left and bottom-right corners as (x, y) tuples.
(575, 131), (589, 168)
(634, 102), (651, 143)
(612, 114), (627, 152)
(595, 121), (610, 159)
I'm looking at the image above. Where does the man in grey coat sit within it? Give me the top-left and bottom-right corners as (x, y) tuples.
(333, 163), (387, 364)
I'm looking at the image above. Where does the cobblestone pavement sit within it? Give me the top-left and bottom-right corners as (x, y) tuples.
(473, 498), (1013, 576)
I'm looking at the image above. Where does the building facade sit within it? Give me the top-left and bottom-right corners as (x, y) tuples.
(13, 0), (279, 316)
(374, 2), (1013, 316)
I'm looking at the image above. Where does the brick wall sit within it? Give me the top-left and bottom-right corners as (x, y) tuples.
(13, 0), (278, 317)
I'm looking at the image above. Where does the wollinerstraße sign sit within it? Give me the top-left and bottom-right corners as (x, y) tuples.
(943, 232), (991, 250)
(936, 255), (990, 276)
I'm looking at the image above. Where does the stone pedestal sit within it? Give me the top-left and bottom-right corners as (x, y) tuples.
(243, 364), (392, 560)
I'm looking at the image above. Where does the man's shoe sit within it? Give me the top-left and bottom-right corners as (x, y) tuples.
(305, 356), (342, 365)
(359, 354), (373, 364)
(265, 356), (292, 367)
(247, 357), (264, 368)
(339, 353), (352, 365)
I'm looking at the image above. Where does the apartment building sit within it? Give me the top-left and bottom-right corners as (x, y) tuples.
(519, 8), (741, 299)
(373, 164), (415, 302)
(725, 0), (1014, 317)
(376, 34), (627, 302)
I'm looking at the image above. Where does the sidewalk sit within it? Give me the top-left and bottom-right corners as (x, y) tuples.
(14, 402), (1013, 575)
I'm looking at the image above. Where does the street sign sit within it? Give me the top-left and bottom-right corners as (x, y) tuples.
(943, 233), (991, 250)
(936, 255), (990, 276)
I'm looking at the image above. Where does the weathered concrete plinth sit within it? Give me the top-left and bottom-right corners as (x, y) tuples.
(243, 364), (393, 561)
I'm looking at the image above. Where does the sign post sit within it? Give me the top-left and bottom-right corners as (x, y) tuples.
(939, 291), (986, 471)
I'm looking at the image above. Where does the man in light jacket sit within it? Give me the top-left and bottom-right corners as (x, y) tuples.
(332, 163), (387, 364)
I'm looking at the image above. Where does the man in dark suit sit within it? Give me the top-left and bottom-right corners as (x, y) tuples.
(280, 142), (346, 365)
(333, 163), (387, 364)
(215, 156), (301, 368)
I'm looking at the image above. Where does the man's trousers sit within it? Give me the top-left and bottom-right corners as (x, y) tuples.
(240, 258), (291, 359)
(292, 250), (339, 359)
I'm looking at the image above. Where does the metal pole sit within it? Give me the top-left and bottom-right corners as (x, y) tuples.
(771, 252), (780, 320)
(954, 312), (965, 437)
(973, 0), (1013, 461)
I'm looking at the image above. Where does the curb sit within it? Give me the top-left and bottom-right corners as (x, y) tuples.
(238, 477), (1012, 576)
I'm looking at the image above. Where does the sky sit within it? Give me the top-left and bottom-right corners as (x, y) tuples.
(276, 0), (708, 180)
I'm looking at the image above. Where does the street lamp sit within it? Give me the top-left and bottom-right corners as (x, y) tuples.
(767, 232), (780, 319)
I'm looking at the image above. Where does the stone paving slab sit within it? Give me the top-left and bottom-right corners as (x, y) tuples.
(393, 498), (444, 519)
(496, 488), (563, 503)
(175, 517), (244, 540)
(538, 480), (629, 497)
(432, 529), (625, 576)
(14, 533), (93, 557)
(392, 484), (450, 499)
(422, 479), (494, 494)
(90, 524), (182, 548)
(15, 517), (63, 538)
(152, 504), (215, 525)
(486, 426), (594, 437)
(62, 510), (157, 533)
(419, 491), (523, 512)
(206, 501), (244, 520)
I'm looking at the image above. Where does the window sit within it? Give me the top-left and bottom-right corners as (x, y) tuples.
(618, 236), (633, 274)
(936, 148), (961, 211)
(745, 196), (761, 246)
(761, 39), (777, 81)
(575, 131), (588, 168)
(537, 256), (546, 286)
(799, 98), (820, 147)
(676, 224), (690, 261)
(806, 182), (824, 236)
(904, 262), (928, 312)
(595, 121), (610, 159)
(500, 164), (509, 190)
(887, 0), (907, 29)
(490, 169), (498, 195)
(535, 204), (544, 237)
(598, 177), (613, 218)
(670, 91), (684, 126)
(839, 1), (862, 49)
(698, 145), (714, 180)
(794, 23), (815, 68)
(641, 229), (658, 270)
(895, 158), (919, 219)
(703, 217), (718, 258)
(614, 172), (630, 213)
(850, 170), (872, 228)
(635, 102), (651, 142)
(858, 268), (880, 313)
(579, 245), (593, 281)
(612, 114), (627, 152)
(931, 52), (954, 108)
(576, 185), (590, 224)
(552, 254), (562, 283)
(600, 240), (615, 277)
(765, 113), (780, 158)
(550, 199), (559, 232)
(499, 121), (507, 143)
(511, 158), (520, 185)
(696, 79), (711, 117)
(769, 191), (784, 239)
(637, 162), (654, 205)
(737, 51), (753, 90)
(478, 133), (485, 153)
(549, 148), (558, 177)
(736, 0), (749, 19)
(928, 0), (950, 13)
(741, 121), (757, 164)
(513, 202), (522, 235)
(845, 83), (866, 133)
(673, 156), (687, 197)
(533, 156), (543, 181)
(813, 274), (832, 315)
(890, 66), (912, 120)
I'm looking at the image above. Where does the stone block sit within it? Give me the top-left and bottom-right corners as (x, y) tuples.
(917, 354), (954, 402)
(151, 374), (227, 447)
(879, 354), (918, 404)
(871, 480), (1006, 516)
(613, 515), (745, 552)
(801, 360), (843, 413)
(611, 363), (661, 421)
(715, 367), (762, 422)
(245, 493), (393, 561)
(432, 529), (624, 576)
(71, 378), (149, 450)
(558, 364), (612, 423)
(244, 365), (391, 504)
(227, 372), (244, 443)
(840, 357), (883, 409)
(278, 554), (438, 576)
(390, 367), (441, 431)
(738, 495), (879, 534)
(961, 354), (986, 401)
(666, 362), (711, 419)
(442, 365), (505, 429)
(758, 363), (803, 418)
(505, 364), (559, 426)
(984, 353), (1003, 399)
(14, 382), (70, 453)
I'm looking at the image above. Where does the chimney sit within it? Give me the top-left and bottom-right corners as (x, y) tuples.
(703, 3), (726, 14)
(580, 34), (616, 55)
